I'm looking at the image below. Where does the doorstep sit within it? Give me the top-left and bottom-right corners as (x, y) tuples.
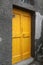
(13, 57), (34, 65)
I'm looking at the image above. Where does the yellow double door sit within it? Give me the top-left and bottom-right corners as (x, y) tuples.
(12, 9), (31, 64)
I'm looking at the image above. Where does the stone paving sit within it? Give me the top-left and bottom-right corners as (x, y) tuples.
(13, 57), (34, 65)
(29, 61), (43, 65)
(13, 58), (43, 65)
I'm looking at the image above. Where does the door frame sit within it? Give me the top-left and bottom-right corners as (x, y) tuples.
(13, 5), (35, 57)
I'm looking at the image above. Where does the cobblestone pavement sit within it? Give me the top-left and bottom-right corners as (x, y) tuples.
(29, 61), (43, 65)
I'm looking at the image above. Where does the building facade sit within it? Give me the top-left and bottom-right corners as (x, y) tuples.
(0, 0), (35, 65)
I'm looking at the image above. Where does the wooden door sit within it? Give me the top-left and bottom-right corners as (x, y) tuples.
(12, 9), (31, 64)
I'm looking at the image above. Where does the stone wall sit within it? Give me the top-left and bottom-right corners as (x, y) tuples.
(0, 0), (12, 65)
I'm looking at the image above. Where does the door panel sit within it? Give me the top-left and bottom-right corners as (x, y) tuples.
(21, 15), (31, 37)
(12, 12), (21, 64)
(12, 38), (21, 64)
(12, 38), (21, 56)
(21, 37), (31, 60)
(21, 14), (31, 60)
(22, 38), (31, 53)
(12, 14), (21, 37)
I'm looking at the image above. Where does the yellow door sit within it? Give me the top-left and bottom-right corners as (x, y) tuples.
(12, 9), (31, 64)
(21, 15), (31, 60)
(12, 11), (22, 64)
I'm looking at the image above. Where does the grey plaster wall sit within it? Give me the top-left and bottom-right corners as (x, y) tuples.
(35, 12), (43, 39)
(13, 0), (35, 11)
(34, 0), (43, 15)
(0, 0), (12, 65)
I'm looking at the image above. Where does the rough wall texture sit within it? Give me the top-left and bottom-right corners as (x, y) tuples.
(34, 0), (43, 15)
(0, 0), (12, 65)
(13, 0), (35, 11)
(35, 12), (43, 39)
